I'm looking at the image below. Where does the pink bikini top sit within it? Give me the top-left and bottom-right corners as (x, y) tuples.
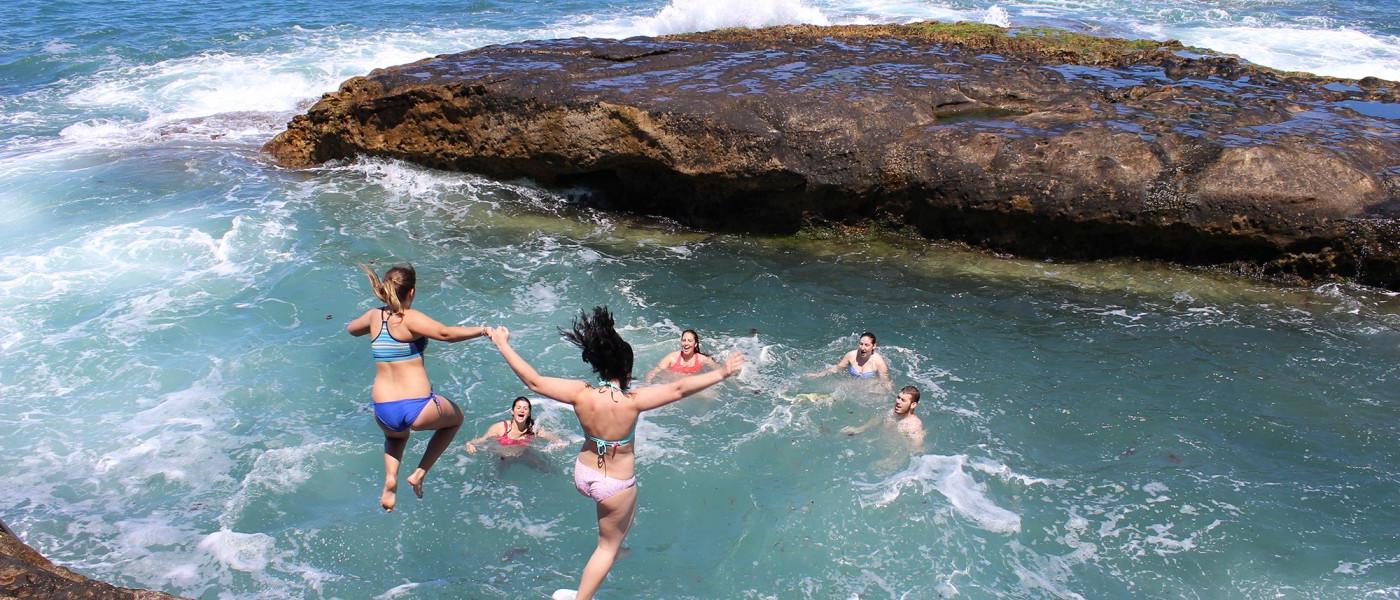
(668, 352), (703, 374)
(497, 421), (533, 446)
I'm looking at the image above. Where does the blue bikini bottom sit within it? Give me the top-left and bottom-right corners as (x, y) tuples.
(372, 389), (438, 432)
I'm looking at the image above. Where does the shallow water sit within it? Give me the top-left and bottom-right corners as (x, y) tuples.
(2, 0), (1399, 598)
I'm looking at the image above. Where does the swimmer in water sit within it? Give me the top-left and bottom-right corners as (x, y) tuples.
(345, 263), (489, 512)
(841, 385), (925, 447)
(463, 396), (565, 456)
(643, 329), (719, 384)
(486, 307), (742, 600)
(804, 331), (892, 392)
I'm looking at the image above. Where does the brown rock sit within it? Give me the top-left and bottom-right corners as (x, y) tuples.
(0, 519), (185, 599)
(263, 22), (1400, 289)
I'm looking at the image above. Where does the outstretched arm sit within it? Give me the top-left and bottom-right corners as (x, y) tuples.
(489, 327), (587, 405)
(803, 351), (852, 378)
(643, 352), (676, 384)
(841, 413), (882, 436)
(406, 310), (489, 342)
(634, 353), (744, 411)
(699, 354), (721, 371)
(463, 422), (505, 454)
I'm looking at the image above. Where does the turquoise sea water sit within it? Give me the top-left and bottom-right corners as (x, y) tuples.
(2, 1), (1398, 598)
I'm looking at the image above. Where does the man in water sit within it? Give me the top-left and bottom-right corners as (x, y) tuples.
(841, 385), (924, 447)
(804, 331), (892, 392)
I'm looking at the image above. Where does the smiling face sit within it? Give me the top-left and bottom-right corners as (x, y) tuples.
(679, 330), (698, 356)
(511, 398), (532, 425)
(893, 391), (917, 415)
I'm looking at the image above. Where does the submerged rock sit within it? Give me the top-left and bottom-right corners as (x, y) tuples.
(264, 23), (1400, 289)
(0, 518), (184, 599)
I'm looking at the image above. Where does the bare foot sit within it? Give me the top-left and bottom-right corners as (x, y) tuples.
(406, 470), (426, 500)
(380, 479), (397, 512)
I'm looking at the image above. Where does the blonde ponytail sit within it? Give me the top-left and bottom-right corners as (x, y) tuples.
(358, 263), (415, 316)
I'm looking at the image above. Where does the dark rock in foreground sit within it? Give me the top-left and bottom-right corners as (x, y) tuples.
(0, 518), (184, 599)
(265, 23), (1400, 289)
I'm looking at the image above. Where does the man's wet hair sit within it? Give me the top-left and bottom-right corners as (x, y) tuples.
(900, 385), (920, 403)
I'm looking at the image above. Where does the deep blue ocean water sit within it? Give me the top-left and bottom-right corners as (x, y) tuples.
(1, 1), (1398, 598)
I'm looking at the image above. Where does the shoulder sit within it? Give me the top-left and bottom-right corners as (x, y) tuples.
(662, 351), (681, 362)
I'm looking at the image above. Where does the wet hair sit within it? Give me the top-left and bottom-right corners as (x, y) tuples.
(860, 331), (877, 345)
(900, 385), (920, 403)
(511, 396), (536, 435)
(560, 306), (634, 390)
(681, 329), (709, 357)
(358, 263), (416, 316)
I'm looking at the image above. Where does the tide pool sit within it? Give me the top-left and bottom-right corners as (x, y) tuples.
(2, 0), (1398, 598)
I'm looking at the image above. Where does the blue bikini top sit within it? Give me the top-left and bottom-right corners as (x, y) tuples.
(848, 362), (878, 379)
(370, 310), (427, 362)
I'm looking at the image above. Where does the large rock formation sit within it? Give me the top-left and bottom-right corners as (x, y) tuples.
(264, 23), (1400, 289)
(0, 519), (183, 599)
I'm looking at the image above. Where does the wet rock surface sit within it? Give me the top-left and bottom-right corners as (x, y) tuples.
(265, 23), (1400, 289)
(0, 518), (184, 599)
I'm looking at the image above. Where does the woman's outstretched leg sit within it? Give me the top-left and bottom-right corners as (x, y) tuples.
(405, 395), (463, 499)
(576, 486), (638, 600)
(380, 429), (410, 512)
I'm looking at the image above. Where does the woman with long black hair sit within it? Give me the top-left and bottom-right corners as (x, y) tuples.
(486, 307), (742, 600)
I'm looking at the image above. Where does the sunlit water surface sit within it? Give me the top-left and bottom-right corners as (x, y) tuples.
(2, 0), (1398, 598)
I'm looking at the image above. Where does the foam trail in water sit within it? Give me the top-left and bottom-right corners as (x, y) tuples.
(859, 454), (1021, 534)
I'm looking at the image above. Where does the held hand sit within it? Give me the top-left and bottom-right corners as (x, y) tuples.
(490, 326), (510, 347)
(721, 352), (745, 377)
(465, 442), (478, 455)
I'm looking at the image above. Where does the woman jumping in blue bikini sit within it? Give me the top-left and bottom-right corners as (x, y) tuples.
(486, 307), (742, 600)
(346, 264), (490, 512)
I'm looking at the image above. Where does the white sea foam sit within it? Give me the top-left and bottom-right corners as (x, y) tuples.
(1144, 24), (1400, 81)
(858, 454), (1021, 534)
(983, 6), (1011, 28)
(969, 456), (1067, 487)
(220, 442), (346, 527)
(197, 529), (276, 572)
(43, 40), (78, 54)
(93, 378), (241, 495)
(2, 26), (518, 162)
(812, 0), (984, 25)
(375, 582), (424, 599)
(641, 0), (830, 36)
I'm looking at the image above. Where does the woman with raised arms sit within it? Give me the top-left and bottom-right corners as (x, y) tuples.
(486, 307), (742, 600)
(642, 328), (719, 384)
(345, 264), (489, 512)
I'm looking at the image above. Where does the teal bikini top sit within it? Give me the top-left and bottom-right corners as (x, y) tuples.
(587, 380), (636, 468)
(371, 310), (427, 362)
